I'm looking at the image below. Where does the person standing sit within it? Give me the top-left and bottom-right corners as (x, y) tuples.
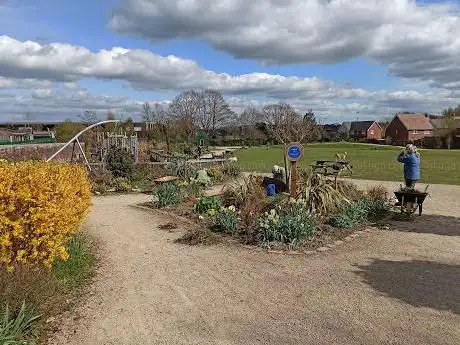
(397, 144), (421, 188)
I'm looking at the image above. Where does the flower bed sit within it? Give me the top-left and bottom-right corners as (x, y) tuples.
(141, 171), (392, 252)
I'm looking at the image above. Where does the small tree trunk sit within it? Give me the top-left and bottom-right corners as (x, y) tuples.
(161, 124), (171, 153)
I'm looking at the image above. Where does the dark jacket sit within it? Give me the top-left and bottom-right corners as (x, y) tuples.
(397, 153), (420, 180)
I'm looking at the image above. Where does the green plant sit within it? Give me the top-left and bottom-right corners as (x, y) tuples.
(153, 183), (184, 207)
(207, 165), (224, 183)
(221, 161), (241, 177)
(128, 164), (167, 191)
(128, 165), (151, 190)
(330, 198), (390, 228)
(298, 174), (346, 216)
(258, 201), (316, 246)
(0, 301), (40, 345)
(183, 180), (203, 198)
(365, 199), (391, 221)
(213, 208), (238, 233)
(0, 235), (96, 344)
(193, 196), (221, 215)
(112, 177), (132, 192)
(53, 233), (95, 291)
(105, 147), (135, 178)
(91, 183), (107, 195)
(330, 200), (368, 228)
(165, 160), (197, 179)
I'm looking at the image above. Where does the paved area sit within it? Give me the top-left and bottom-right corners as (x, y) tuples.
(50, 187), (459, 345)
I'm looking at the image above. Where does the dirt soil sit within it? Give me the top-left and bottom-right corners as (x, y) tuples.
(49, 182), (460, 345)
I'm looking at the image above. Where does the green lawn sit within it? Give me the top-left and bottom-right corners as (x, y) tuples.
(235, 142), (460, 185)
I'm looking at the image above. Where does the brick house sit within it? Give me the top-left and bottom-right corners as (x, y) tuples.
(385, 113), (434, 145)
(349, 121), (383, 141)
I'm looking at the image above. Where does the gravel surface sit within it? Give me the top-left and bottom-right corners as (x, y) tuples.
(50, 182), (460, 345)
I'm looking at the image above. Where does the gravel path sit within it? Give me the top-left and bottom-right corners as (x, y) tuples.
(50, 183), (460, 345)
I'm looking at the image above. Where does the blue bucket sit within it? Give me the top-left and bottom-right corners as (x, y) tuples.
(266, 183), (276, 196)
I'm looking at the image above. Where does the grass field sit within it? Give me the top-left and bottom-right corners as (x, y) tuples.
(235, 143), (460, 185)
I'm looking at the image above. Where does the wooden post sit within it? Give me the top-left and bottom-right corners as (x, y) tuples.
(283, 143), (290, 188)
(290, 161), (298, 198)
(285, 142), (304, 198)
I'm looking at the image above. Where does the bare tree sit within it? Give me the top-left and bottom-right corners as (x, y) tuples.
(142, 102), (172, 152)
(79, 110), (99, 126)
(169, 90), (202, 142)
(238, 107), (264, 145)
(199, 90), (233, 137)
(441, 105), (460, 149)
(262, 103), (319, 144)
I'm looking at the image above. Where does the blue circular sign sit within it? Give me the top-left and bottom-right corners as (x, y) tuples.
(287, 143), (303, 162)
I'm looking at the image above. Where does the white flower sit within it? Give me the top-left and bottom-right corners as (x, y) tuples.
(228, 205), (236, 212)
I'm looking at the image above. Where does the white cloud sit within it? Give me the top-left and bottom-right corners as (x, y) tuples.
(0, 87), (145, 121)
(0, 35), (372, 99)
(109, 0), (460, 90)
(0, 84), (458, 123)
(0, 35), (459, 122)
(0, 76), (52, 89)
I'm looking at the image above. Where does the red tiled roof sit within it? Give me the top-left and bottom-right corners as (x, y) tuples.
(396, 113), (434, 130)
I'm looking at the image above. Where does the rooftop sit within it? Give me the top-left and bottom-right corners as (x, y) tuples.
(350, 121), (377, 132)
(396, 113), (434, 131)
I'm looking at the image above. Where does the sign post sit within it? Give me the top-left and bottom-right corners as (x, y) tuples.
(286, 142), (304, 198)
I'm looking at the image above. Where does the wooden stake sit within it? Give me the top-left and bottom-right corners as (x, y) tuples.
(290, 161), (298, 198)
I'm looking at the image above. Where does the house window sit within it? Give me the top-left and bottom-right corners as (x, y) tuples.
(412, 130), (418, 134)
(369, 130), (375, 135)
(424, 131), (431, 135)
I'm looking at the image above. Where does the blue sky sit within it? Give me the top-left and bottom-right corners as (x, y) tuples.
(0, 0), (459, 122)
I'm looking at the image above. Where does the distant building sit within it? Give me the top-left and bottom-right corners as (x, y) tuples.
(0, 123), (56, 144)
(0, 129), (29, 143)
(385, 113), (434, 145)
(349, 121), (383, 141)
(321, 124), (341, 134)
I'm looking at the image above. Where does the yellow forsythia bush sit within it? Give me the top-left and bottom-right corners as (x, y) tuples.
(0, 161), (91, 271)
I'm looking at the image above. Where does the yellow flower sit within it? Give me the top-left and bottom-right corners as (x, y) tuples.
(0, 161), (91, 270)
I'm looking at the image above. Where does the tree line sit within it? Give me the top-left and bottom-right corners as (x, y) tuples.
(141, 89), (321, 150)
(57, 89), (459, 149)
